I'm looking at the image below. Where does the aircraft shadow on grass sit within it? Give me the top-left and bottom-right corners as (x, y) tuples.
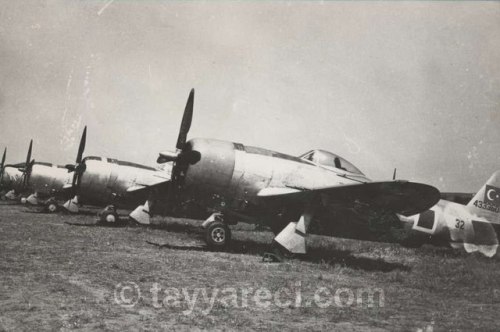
(21, 205), (100, 217)
(148, 223), (410, 272)
(58, 213), (409, 272)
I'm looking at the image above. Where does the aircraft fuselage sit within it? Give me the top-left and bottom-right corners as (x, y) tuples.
(399, 199), (500, 255)
(178, 138), (369, 222)
(28, 163), (72, 198)
(0, 166), (23, 192)
(76, 157), (168, 208)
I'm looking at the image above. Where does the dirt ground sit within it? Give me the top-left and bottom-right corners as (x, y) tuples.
(0, 203), (499, 331)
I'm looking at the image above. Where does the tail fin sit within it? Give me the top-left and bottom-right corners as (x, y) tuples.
(466, 171), (500, 223)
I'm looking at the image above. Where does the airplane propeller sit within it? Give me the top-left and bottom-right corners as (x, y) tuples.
(0, 147), (6, 182)
(157, 89), (200, 165)
(156, 89), (201, 212)
(18, 140), (35, 189)
(65, 126), (87, 197)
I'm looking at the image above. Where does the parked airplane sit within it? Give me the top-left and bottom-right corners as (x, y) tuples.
(0, 142), (34, 201)
(0, 147), (19, 198)
(130, 89), (441, 254)
(0, 146), (24, 200)
(62, 127), (172, 223)
(399, 171), (500, 257)
(0, 141), (74, 211)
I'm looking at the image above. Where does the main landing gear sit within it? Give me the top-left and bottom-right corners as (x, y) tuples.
(98, 205), (121, 225)
(44, 197), (59, 213)
(129, 200), (152, 225)
(63, 195), (80, 213)
(26, 193), (39, 205)
(4, 190), (17, 201)
(202, 213), (232, 249)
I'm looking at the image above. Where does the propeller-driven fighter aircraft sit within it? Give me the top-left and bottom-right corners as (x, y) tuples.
(21, 141), (73, 211)
(0, 145), (28, 200)
(1, 141), (74, 211)
(62, 127), (172, 223)
(399, 171), (500, 257)
(130, 89), (441, 254)
(0, 147), (22, 199)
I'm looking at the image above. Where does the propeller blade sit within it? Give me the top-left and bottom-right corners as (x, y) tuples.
(163, 89), (197, 215)
(393, 168), (397, 181)
(67, 126), (88, 198)
(24, 159), (35, 186)
(1, 147), (6, 169)
(157, 150), (179, 164)
(65, 164), (76, 172)
(72, 172), (78, 188)
(157, 150), (200, 165)
(19, 140), (34, 188)
(25, 140), (33, 168)
(176, 89), (194, 150)
(76, 126), (87, 164)
(70, 166), (80, 197)
(0, 147), (5, 180)
(177, 150), (201, 165)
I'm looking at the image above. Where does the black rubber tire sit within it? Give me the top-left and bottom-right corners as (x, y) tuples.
(46, 202), (58, 213)
(100, 211), (120, 224)
(205, 221), (231, 249)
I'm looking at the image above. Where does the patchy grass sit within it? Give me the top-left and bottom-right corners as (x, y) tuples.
(0, 203), (499, 331)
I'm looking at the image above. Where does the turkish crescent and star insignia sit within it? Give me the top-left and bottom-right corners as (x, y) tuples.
(484, 185), (500, 207)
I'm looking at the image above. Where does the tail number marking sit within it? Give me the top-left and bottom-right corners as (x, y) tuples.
(473, 200), (500, 213)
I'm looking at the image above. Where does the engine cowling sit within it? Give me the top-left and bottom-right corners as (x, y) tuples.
(180, 138), (236, 210)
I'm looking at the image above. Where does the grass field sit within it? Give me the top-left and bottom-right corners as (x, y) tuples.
(0, 203), (499, 331)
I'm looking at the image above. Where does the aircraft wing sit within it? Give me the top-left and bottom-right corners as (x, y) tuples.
(257, 181), (440, 216)
(126, 174), (171, 193)
(440, 192), (474, 205)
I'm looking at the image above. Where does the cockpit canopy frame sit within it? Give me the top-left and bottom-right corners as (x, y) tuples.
(299, 149), (364, 175)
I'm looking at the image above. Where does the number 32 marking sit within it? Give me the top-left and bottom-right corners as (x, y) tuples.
(455, 219), (465, 230)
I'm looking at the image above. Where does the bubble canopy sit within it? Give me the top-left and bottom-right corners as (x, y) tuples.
(299, 149), (364, 175)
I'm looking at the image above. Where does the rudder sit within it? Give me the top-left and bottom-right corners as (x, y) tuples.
(466, 171), (500, 223)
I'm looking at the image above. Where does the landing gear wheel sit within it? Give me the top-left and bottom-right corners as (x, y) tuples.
(205, 221), (231, 249)
(100, 210), (120, 225)
(46, 202), (58, 213)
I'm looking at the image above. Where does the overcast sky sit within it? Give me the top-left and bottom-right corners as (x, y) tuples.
(0, 1), (499, 191)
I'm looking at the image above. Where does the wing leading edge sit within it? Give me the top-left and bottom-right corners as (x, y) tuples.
(258, 181), (440, 216)
(126, 174), (171, 193)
